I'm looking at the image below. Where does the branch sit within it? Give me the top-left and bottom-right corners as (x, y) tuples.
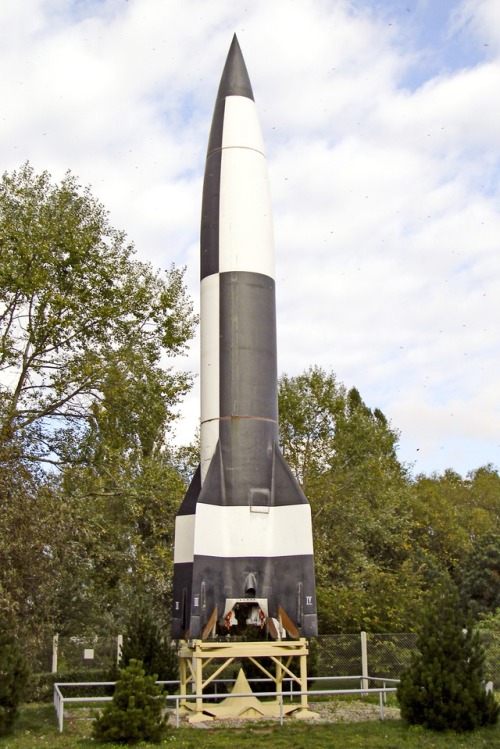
(0, 292), (21, 338)
(13, 374), (96, 429)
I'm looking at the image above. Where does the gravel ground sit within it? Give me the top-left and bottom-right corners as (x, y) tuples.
(169, 699), (401, 728)
(309, 700), (400, 723)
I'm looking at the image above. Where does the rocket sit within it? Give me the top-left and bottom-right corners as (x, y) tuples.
(172, 35), (317, 640)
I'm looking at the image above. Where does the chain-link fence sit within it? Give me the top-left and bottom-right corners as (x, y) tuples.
(42, 630), (500, 685)
(315, 634), (363, 677)
(315, 632), (499, 684)
(51, 634), (121, 674)
(479, 631), (500, 685)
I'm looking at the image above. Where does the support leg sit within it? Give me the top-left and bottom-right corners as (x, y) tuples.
(275, 658), (283, 704)
(195, 653), (203, 714)
(299, 652), (308, 710)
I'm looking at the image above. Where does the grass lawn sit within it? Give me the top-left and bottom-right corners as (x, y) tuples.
(0, 703), (499, 748)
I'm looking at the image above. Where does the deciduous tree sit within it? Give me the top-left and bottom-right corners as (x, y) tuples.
(0, 163), (197, 645)
(0, 163), (196, 464)
(278, 367), (416, 632)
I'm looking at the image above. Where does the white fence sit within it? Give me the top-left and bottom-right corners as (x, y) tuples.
(54, 675), (399, 732)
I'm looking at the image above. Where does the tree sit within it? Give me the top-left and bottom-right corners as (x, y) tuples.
(465, 465), (500, 539)
(459, 531), (500, 618)
(93, 659), (168, 744)
(476, 608), (500, 686)
(0, 163), (196, 465)
(409, 470), (475, 571)
(0, 624), (29, 736)
(45, 450), (188, 637)
(278, 367), (416, 632)
(0, 163), (197, 643)
(408, 465), (500, 599)
(397, 582), (498, 732)
(278, 366), (345, 488)
(119, 605), (178, 683)
(0, 164), (199, 657)
(0, 446), (69, 659)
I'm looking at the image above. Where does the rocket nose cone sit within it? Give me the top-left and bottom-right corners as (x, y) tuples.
(216, 34), (254, 101)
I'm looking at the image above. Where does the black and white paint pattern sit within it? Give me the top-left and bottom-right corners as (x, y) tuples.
(172, 36), (317, 640)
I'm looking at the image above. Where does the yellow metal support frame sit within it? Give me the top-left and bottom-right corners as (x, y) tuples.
(177, 638), (314, 721)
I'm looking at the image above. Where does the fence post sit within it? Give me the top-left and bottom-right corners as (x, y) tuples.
(52, 634), (59, 674)
(361, 631), (369, 692)
(116, 634), (123, 666)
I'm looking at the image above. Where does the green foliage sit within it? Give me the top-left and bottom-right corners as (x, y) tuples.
(477, 609), (500, 685)
(119, 606), (178, 684)
(278, 367), (500, 633)
(316, 562), (426, 634)
(278, 367), (415, 632)
(0, 162), (196, 464)
(0, 163), (196, 649)
(50, 451), (186, 635)
(410, 466), (500, 575)
(0, 443), (61, 652)
(397, 583), (499, 732)
(23, 669), (111, 703)
(0, 443), (188, 650)
(477, 607), (500, 632)
(278, 366), (345, 487)
(0, 626), (29, 735)
(92, 659), (167, 744)
(459, 531), (500, 618)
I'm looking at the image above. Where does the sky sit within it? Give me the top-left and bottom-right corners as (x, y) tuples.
(1, 0), (499, 479)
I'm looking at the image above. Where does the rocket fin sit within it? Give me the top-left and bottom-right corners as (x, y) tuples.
(177, 464), (201, 515)
(172, 443), (226, 639)
(278, 606), (301, 639)
(272, 444), (308, 505)
(266, 617), (279, 640)
(182, 442), (318, 638)
(199, 441), (225, 504)
(171, 466), (201, 639)
(201, 606), (218, 640)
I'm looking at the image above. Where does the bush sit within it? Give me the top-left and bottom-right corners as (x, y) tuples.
(25, 669), (112, 703)
(397, 583), (499, 732)
(0, 627), (29, 736)
(93, 659), (167, 744)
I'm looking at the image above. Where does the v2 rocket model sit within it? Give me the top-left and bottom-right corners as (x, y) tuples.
(172, 35), (317, 640)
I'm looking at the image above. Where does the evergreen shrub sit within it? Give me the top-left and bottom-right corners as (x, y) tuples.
(0, 627), (29, 735)
(397, 583), (499, 732)
(118, 606), (178, 688)
(93, 659), (167, 744)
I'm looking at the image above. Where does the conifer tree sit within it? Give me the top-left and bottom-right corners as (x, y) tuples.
(93, 659), (168, 744)
(0, 626), (29, 736)
(119, 605), (178, 683)
(397, 582), (499, 732)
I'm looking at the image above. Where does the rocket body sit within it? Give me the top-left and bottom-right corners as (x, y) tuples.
(172, 36), (317, 640)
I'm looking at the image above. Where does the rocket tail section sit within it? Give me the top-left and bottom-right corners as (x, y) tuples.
(173, 443), (317, 640)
